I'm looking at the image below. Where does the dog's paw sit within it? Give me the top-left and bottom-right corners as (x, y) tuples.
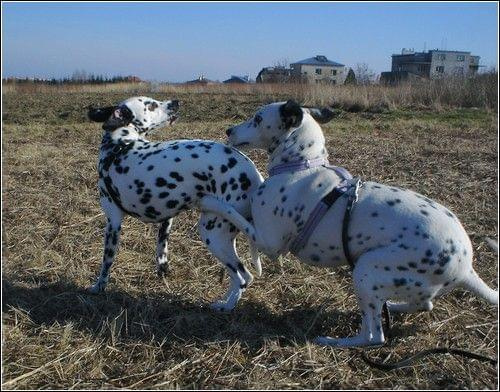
(210, 301), (234, 313)
(313, 335), (384, 348)
(313, 336), (343, 347)
(87, 282), (105, 294)
(156, 264), (169, 278)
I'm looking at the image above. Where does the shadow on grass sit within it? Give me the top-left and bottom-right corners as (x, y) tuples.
(2, 277), (376, 352)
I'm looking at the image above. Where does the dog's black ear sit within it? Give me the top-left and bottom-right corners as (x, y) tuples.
(88, 106), (115, 122)
(279, 100), (303, 129)
(102, 106), (134, 131)
(308, 107), (339, 124)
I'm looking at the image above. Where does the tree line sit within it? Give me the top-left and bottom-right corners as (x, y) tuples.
(3, 70), (141, 85)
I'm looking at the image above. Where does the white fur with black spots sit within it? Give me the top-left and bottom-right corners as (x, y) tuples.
(201, 100), (498, 347)
(88, 97), (264, 311)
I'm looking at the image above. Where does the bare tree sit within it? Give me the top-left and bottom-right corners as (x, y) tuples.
(273, 58), (290, 69)
(71, 69), (88, 82)
(354, 63), (376, 85)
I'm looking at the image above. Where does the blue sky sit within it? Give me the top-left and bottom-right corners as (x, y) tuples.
(2, 1), (498, 82)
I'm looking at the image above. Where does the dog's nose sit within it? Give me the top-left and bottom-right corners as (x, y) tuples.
(226, 128), (233, 137)
(168, 100), (179, 111)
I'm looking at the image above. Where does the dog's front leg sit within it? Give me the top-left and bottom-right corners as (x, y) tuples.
(89, 210), (123, 293)
(156, 218), (173, 277)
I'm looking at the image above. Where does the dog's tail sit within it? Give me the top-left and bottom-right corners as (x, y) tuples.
(200, 195), (262, 276)
(250, 243), (262, 277)
(460, 237), (498, 305)
(201, 195), (259, 241)
(460, 270), (498, 305)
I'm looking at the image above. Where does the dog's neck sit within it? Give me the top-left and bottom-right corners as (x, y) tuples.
(267, 112), (328, 173)
(100, 126), (147, 149)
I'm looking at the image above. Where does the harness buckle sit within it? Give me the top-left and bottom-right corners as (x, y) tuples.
(351, 178), (363, 204)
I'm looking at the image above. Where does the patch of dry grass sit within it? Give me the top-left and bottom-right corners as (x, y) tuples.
(1, 90), (498, 389)
(3, 72), (498, 111)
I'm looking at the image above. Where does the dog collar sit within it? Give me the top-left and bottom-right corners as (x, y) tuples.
(268, 157), (329, 176)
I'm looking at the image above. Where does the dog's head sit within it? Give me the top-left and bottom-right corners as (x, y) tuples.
(88, 96), (179, 133)
(225, 100), (338, 150)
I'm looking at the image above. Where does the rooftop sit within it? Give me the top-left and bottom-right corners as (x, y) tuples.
(291, 55), (344, 67)
(223, 75), (249, 83)
(185, 75), (217, 84)
(393, 49), (472, 57)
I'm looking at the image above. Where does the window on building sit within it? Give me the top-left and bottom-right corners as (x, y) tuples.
(436, 66), (444, 73)
(418, 65), (425, 72)
(315, 68), (322, 75)
(303, 71), (307, 75)
(457, 55), (465, 61)
(437, 54), (446, 61)
(331, 69), (337, 75)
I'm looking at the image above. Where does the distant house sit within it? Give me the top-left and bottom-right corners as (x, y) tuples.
(381, 48), (482, 84)
(124, 75), (142, 83)
(290, 55), (346, 84)
(223, 75), (249, 84)
(185, 75), (217, 85)
(256, 67), (292, 83)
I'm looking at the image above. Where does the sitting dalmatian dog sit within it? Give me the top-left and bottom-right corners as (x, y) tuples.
(201, 100), (498, 347)
(87, 96), (264, 311)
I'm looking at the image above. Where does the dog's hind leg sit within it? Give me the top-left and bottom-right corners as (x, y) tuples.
(315, 249), (400, 348)
(199, 212), (253, 312)
(315, 277), (386, 347)
(89, 204), (124, 293)
(156, 218), (173, 277)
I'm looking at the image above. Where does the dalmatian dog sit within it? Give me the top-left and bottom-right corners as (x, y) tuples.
(87, 96), (264, 311)
(200, 100), (498, 347)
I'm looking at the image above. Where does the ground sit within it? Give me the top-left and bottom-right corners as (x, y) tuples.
(2, 89), (498, 389)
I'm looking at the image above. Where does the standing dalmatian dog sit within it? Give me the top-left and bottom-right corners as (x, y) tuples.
(201, 100), (498, 347)
(88, 97), (264, 310)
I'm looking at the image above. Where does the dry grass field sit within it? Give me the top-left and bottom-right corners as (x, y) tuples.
(2, 83), (498, 389)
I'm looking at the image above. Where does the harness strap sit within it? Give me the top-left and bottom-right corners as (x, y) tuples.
(288, 168), (354, 256)
(341, 179), (362, 269)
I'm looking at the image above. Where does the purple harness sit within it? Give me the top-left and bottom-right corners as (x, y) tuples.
(268, 158), (361, 266)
